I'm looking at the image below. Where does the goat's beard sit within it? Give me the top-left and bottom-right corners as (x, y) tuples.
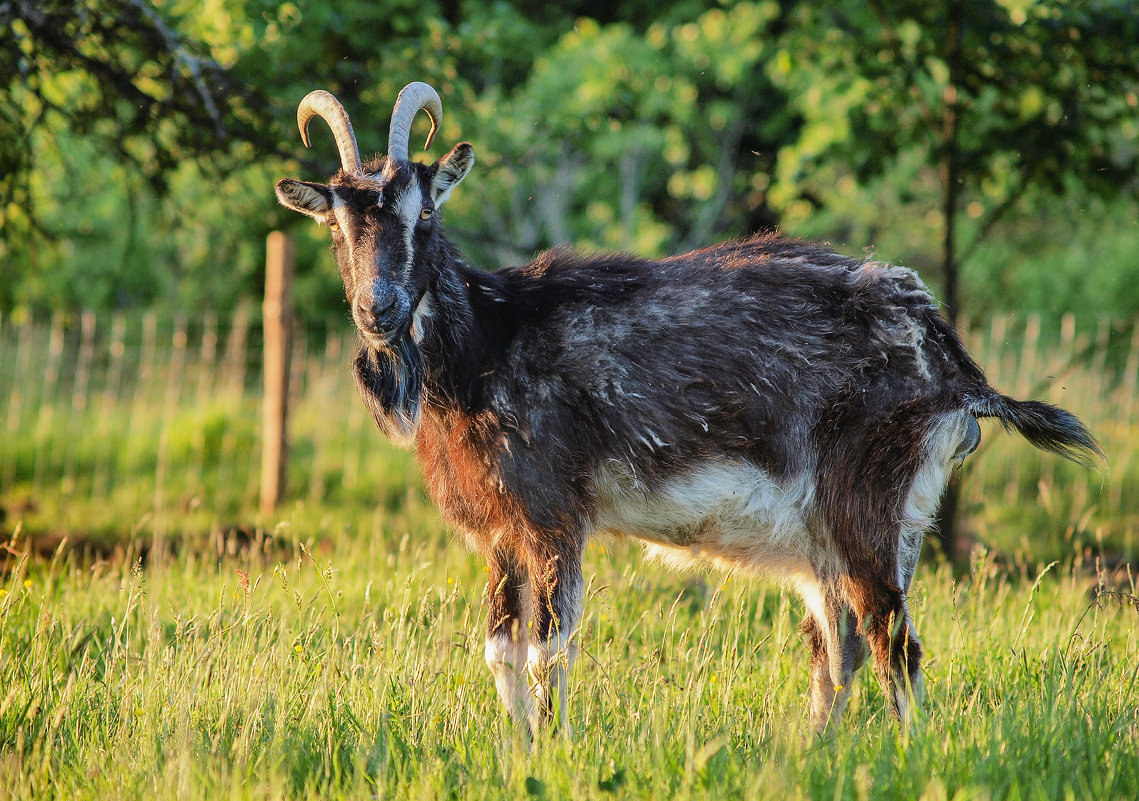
(352, 335), (424, 449)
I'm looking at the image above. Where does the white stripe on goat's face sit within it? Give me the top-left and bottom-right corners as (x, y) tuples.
(392, 182), (424, 280)
(329, 193), (354, 256)
(410, 293), (433, 344)
(327, 189), (382, 316)
(306, 168), (430, 346)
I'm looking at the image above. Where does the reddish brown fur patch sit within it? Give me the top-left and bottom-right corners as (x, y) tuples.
(417, 405), (584, 642)
(416, 407), (522, 552)
(486, 550), (529, 641)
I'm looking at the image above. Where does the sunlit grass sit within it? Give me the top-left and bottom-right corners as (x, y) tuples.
(1, 524), (1136, 800)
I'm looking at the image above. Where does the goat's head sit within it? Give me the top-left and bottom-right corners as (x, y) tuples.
(275, 83), (474, 350)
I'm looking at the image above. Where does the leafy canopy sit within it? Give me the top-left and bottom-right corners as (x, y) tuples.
(1, 0), (1136, 321)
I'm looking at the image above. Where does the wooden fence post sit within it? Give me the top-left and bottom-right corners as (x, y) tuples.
(261, 231), (293, 517)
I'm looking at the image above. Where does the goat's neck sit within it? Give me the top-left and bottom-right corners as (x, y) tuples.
(417, 255), (499, 412)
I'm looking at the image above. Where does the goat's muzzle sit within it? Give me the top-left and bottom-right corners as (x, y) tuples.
(354, 283), (412, 347)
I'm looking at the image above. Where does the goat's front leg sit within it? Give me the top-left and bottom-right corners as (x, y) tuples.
(526, 541), (585, 738)
(484, 550), (534, 734)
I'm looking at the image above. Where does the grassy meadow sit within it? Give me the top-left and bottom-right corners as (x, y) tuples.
(1, 310), (1137, 799)
(2, 523), (1137, 800)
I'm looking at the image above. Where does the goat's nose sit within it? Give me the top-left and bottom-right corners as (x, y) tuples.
(369, 282), (399, 319)
(353, 299), (384, 334)
(355, 284), (407, 338)
(370, 292), (396, 319)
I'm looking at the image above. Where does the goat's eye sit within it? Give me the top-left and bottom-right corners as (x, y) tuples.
(420, 207), (434, 220)
(327, 218), (340, 232)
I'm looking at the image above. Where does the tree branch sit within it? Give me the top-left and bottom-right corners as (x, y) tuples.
(957, 164), (1037, 267)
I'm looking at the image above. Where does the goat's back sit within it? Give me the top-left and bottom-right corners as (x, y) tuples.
(467, 235), (983, 480)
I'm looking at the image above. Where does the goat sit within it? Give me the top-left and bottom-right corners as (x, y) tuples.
(275, 82), (1101, 738)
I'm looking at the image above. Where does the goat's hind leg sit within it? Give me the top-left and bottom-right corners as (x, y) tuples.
(484, 551), (535, 734)
(843, 573), (924, 729)
(802, 587), (868, 734)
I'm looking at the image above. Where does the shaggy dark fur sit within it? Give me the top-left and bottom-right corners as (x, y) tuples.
(276, 97), (1101, 737)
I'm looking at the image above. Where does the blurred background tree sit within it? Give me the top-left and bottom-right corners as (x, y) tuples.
(764, 0), (1139, 551)
(769, 0), (1139, 323)
(3, 0), (1135, 326)
(1, 0), (275, 313)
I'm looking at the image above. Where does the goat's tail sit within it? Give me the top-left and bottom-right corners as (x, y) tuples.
(968, 393), (1103, 469)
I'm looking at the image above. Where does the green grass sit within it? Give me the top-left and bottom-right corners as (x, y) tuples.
(1, 521), (1137, 800)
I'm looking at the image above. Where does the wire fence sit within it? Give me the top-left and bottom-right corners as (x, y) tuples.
(0, 307), (1136, 558)
(0, 306), (418, 544)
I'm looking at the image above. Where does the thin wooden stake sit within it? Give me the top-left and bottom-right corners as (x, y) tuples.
(153, 314), (188, 561)
(1122, 325), (1139, 428)
(2, 315), (34, 493)
(127, 311), (158, 521)
(92, 314), (126, 502)
(223, 302), (251, 393)
(186, 312), (218, 500)
(261, 231), (293, 517)
(309, 324), (342, 503)
(197, 311), (218, 404)
(33, 312), (66, 495)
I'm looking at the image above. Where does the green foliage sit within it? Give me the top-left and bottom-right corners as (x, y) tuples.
(963, 191), (1139, 319)
(1, 0), (260, 186)
(468, 4), (786, 262)
(0, 0), (269, 313)
(766, 0), (1139, 315)
(770, 0), (1139, 202)
(1, 1), (1136, 323)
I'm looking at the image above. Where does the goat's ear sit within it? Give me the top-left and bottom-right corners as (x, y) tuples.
(275, 179), (333, 220)
(430, 143), (474, 207)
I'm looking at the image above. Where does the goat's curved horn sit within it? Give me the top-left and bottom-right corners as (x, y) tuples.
(388, 82), (442, 163)
(297, 90), (362, 174)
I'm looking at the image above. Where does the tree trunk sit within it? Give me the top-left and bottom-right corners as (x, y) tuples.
(934, 0), (963, 563)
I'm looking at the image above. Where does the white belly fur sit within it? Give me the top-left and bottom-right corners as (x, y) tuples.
(592, 460), (840, 583)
